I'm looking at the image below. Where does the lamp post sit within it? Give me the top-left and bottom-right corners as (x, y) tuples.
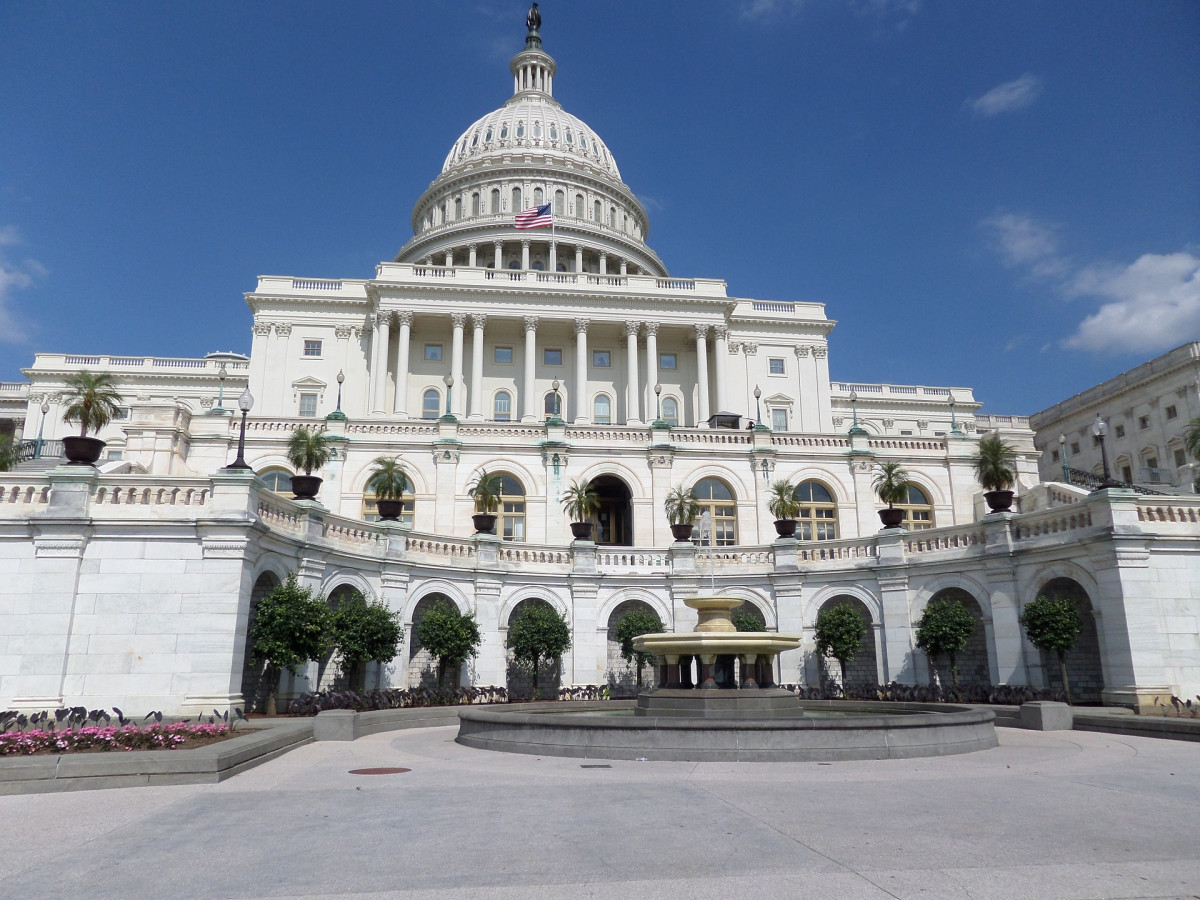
(225, 387), (254, 470)
(440, 373), (457, 422)
(548, 378), (563, 424)
(754, 385), (762, 427)
(1059, 433), (1069, 484)
(35, 397), (50, 459)
(208, 363), (229, 415)
(327, 370), (347, 421)
(653, 382), (665, 426)
(848, 389), (866, 436)
(1092, 414), (1113, 486)
(949, 396), (962, 435)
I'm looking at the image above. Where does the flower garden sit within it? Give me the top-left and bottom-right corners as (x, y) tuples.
(0, 708), (242, 756)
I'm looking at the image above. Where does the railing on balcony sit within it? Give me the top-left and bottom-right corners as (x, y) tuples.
(18, 439), (63, 462)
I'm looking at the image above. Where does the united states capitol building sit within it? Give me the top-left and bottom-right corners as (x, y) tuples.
(1, 11), (1197, 716)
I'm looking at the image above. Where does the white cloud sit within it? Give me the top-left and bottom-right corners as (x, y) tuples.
(1062, 252), (1200, 354)
(740, 0), (804, 22)
(0, 226), (42, 344)
(969, 73), (1042, 117)
(980, 212), (1068, 278)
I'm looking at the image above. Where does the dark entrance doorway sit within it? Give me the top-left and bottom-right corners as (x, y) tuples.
(591, 475), (633, 546)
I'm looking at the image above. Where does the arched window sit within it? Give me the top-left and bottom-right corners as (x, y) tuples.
(490, 189), (501, 214)
(454, 197), (462, 219)
(661, 397), (679, 427)
(593, 200), (601, 221)
(512, 187), (522, 211)
(554, 190), (565, 216)
(493, 390), (512, 422)
(793, 480), (837, 540)
(575, 193), (584, 216)
(608, 208), (615, 228)
(471, 193), (480, 215)
(544, 390), (562, 420)
(694, 478), (737, 546)
(439, 202), (446, 224)
(593, 394), (611, 425)
(258, 469), (293, 493)
(422, 389), (441, 419)
(361, 490), (414, 527)
(897, 485), (934, 530)
(534, 187), (543, 206)
(498, 474), (526, 541)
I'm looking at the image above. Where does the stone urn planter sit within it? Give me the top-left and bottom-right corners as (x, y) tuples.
(984, 490), (1015, 513)
(290, 475), (323, 501)
(569, 521), (594, 540)
(472, 513), (497, 534)
(376, 498), (404, 521)
(62, 436), (105, 466)
(878, 507), (904, 529)
(670, 522), (695, 542)
(773, 518), (798, 538)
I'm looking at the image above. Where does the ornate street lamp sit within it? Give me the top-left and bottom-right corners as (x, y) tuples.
(440, 373), (457, 422)
(209, 363), (229, 415)
(754, 385), (762, 426)
(35, 397), (50, 459)
(547, 378), (563, 424)
(1092, 414), (1113, 487)
(949, 396), (962, 435)
(1059, 433), (1069, 484)
(225, 387), (254, 470)
(848, 389), (867, 436)
(653, 382), (666, 427)
(327, 370), (347, 421)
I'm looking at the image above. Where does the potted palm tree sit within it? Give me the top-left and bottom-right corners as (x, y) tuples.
(468, 469), (503, 534)
(872, 461), (911, 529)
(365, 455), (409, 522)
(285, 426), (332, 500)
(974, 433), (1018, 513)
(767, 479), (801, 538)
(664, 485), (700, 542)
(61, 370), (123, 465)
(561, 478), (600, 540)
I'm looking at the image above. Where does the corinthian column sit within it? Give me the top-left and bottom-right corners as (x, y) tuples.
(372, 312), (391, 415)
(393, 311), (412, 416)
(644, 322), (659, 419)
(625, 320), (641, 425)
(522, 316), (538, 422)
(574, 318), (589, 424)
(450, 313), (466, 417)
(695, 324), (710, 425)
(713, 324), (729, 414)
(469, 313), (486, 421)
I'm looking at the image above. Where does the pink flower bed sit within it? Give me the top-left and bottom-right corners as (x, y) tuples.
(0, 722), (231, 756)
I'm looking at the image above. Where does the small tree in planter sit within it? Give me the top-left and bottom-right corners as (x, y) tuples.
(248, 575), (330, 715)
(328, 589), (402, 691)
(507, 601), (571, 700)
(365, 456), (409, 522)
(61, 370), (123, 465)
(561, 478), (600, 540)
(615, 609), (664, 687)
(974, 433), (1019, 513)
(814, 603), (865, 691)
(872, 461), (911, 529)
(1019, 594), (1082, 704)
(914, 598), (976, 688)
(767, 479), (801, 538)
(286, 426), (332, 500)
(415, 600), (482, 688)
(468, 469), (503, 534)
(664, 485), (700, 542)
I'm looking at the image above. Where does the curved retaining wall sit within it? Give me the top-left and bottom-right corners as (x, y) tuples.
(456, 701), (998, 762)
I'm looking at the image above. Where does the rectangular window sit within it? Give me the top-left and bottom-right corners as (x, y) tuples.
(1050, 449), (1060, 462)
(112, 407), (130, 420)
(1166, 405), (1178, 420)
(771, 408), (787, 431)
(1147, 457), (1158, 470)
(424, 343), (443, 362)
(303, 340), (322, 357)
(659, 352), (677, 370)
(494, 346), (513, 364)
(1138, 415), (1150, 429)
(1115, 424), (1125, 438)
(768, 357), (785, 375)
(298, 393), (318, 417)
(1122, 465), (1132, 483)
(900, 430), (913, 436)
(592, 349), (611, 367)
(544, 348), (562, 366)
(1071, 442), (1080, 455)
(1175, 448), (1187, 467)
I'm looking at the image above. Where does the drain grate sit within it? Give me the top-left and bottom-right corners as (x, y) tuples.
(580, 764), (612, 769)
(348, 767), (411, 776)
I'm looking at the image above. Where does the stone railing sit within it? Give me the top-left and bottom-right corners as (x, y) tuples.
(700, 548), (775, 569)
(1012, 505), (1095, 541)
(1136, 497), (1200, 530)
(93, 481), (210, 508)
(904, 525), (986, 555)
(831, 382), (963, 401)
(322, 516), (386, 549)
(868, 438), (948, 452)
(37, 354), (249, 372)
(372, 262), (727, 299)
(671, 430), (751, 445)
(794, 538), (877, 563)
(345, 422), (439, 437)
(499, 544), (571, 570)
(596, 550), (670, 572)
(0, 476), (51, 510)
(457, 424), (545, 440)
(256, 494), (303, 534)
(771, 435), (850, 449)
(403, 531), (477, 562)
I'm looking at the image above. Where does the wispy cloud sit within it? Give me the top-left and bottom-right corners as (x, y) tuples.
(0, 226), (42, 344)
(849, 0), (922, 34)
(968, 73), (1042, 117)
(740, 0), (805, 22)
(1062, 252), (1200, 354)
(980, 212), (1068, 279)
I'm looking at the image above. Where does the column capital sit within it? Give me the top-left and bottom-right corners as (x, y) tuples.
(794, 344), (810, 357)
(813, 344), (828, 359)
(625, 320), (640, 337)
(468, 242), (478, 251)
(743, 342), (758, 356)
(273, 322), (293, 337)
(396, 310), (413, 327)
(450, 313), (467, 329)
(643, 321), (658, 337)
(252, 320), (273, 337)
(521, 239), (531, 249)
(599, 251), (608, 260)
(470, 313), (487, 330)
(523, 315), (539, 332)
(334, 324), (353, 340)
(694, 324), (710, 341)
(494, 240), (503, 249)
(728, 341), (741, 355)
(374, 312), (390, 328)
(713, 324), (728, 340)
(575, 317), (590, 335)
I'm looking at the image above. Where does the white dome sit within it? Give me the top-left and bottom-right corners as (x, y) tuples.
(442, 95), (622, 181)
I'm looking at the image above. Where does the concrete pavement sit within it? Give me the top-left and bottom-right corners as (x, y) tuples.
(1, 725), (1198, 899)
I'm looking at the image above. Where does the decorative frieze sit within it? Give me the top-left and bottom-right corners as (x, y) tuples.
(202, 539), (249, 559)
(34, 538), (85, 558)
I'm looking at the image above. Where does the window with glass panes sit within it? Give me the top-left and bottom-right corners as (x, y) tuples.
(298, 393), (318, 417)
(793, 481), (837, 540)
(771, 408), (787, 431)
(593, 394), (611, 424)
(544, 391), (562, 419)
(499, 474), (525, 541)
(422, 389), (441, 419)
(661, 397), (679, 426)
(897, 485), (934, 530)
(493, 391), (512, 421)
(694, 478), (737, 546)
(258, 469), (293, 493)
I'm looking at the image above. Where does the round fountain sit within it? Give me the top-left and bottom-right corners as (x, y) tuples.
(456, 596), (997, 761)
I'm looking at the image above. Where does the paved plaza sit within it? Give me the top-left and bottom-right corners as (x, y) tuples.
(1, 725), (1198, 899)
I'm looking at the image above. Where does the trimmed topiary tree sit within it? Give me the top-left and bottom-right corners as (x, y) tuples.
(731, 606), (766, 633)
(1019, 594), (1082, 704)
(507, 601), (571, 700)
(814, 603), (865, 689)
(415, 600), (482, 688)
(614, 609), (664, 687)
(248, 576), (331, 715)
(328, 589), (402, 691)
(914, 598), (976, 687)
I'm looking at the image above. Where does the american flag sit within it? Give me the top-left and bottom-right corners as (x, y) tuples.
(515, 204), (553, 230)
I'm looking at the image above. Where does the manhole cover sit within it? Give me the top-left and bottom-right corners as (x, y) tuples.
(348, 767), (411, 776)
(580, 764), (612, 769)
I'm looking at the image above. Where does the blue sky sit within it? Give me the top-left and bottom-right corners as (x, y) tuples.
(1, 0), (1197, 415)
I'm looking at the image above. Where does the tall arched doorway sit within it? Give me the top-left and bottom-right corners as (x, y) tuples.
(590, 474), (633, 546)
(505, 598), (565, 699)
(924, 588), (991, 686)
(816, 595), (878, 689)
(408, 593), (456, 688)
(605, 599), (661, 692)
(1033, 577), (1105, 702)
(239, 572), (280, 713)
